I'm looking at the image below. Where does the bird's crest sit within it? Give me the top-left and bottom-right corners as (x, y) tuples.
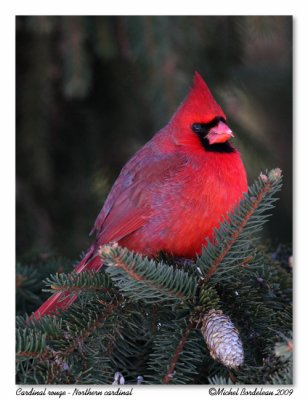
(171, 72), (226, 125)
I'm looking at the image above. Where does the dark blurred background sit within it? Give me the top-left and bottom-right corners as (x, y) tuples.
(16, 16), (292, 260)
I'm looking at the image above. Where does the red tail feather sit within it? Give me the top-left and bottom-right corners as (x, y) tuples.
(32, 248), (102, 320)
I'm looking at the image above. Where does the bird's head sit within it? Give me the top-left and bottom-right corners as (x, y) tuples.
(170, 72), (234, 152)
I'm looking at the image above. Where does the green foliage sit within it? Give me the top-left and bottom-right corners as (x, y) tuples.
(101, 244), (197, 304)
(208, 375), (234, 385)
(16, 328), (47, 361)
(43, 270), (113, 295)
(146, 314), (207, 384)
(16, 169), (292, 384)
(197, 169), (283, 283)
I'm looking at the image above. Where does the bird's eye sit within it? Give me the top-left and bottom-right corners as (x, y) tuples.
(192, 123), (203, 133)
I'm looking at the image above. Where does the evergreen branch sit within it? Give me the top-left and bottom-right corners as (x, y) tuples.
(37, 347), (76, 385)
(16, 264), (41, 290)
(146, 310), (207, 384)
(198, 169), (282, 283)
(58, 299), (118, 358)
(198, 285), (221, 311)
(17, 314), (64, 341)
(99, 243), (197, 303)
(18, 299), (120, 384)
(105, 305), (157, 380)
(208, 374), (234, 385)
(266, 365), (292, 385)
(16, 264), (45, 310)
(206, 176), (273, 279)
(162, 318), (195, 384)
(42, 270), (113, 294)
(16, 328), (47, 360)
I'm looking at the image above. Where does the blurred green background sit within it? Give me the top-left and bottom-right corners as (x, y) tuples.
(16, 16), (292, 259)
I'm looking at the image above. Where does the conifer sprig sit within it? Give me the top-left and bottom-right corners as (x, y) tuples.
(198, 169), (282, 283)
(146, 312), (207, 384)
(99, 243), (197, 303)
(58, 300), (118, 358)
(162, 318), (195, 384)
(16, 328), (47, 361)
(42, 270), (113, 294)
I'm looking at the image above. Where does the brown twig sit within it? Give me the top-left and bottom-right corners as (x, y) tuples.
(162, 319), (195, 384)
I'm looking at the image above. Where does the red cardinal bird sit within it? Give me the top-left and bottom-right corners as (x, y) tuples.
(33, 72), (247, 319)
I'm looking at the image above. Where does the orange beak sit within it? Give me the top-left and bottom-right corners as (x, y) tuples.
(207, 121), (234, 145)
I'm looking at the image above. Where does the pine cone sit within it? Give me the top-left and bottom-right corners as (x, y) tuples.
(201, 309), (244, 369)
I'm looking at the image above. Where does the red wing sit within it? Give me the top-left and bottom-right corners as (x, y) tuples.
(94, 173), (153, 244)
(90, 147), (152, 237)
(97, 209), (147, 244)
(91, 147), (187, 245)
